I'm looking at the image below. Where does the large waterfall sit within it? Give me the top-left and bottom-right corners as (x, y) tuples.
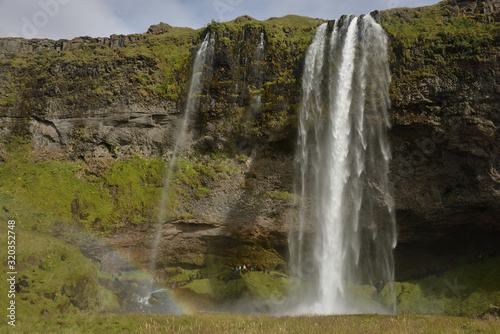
(289, 14), (396, 314)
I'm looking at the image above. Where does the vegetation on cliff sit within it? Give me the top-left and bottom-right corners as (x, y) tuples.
(195, 15), (323, 151)
(0, 26), (198, 116)
(380, 0), (500, 123)
(0, 14), (323, 150)
(0, 0), (499, 320)
(0, 137), (236, 232)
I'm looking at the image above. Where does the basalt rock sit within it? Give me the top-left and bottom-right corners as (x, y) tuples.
(1, 2), (500, 279)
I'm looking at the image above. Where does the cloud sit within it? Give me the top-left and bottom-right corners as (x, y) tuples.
(252, 0), (441, 22)
(0, 0), (442, 40)
(198, 0), (441, 25)
(0, 0), (132, 39)
(106, 0), (211, 32)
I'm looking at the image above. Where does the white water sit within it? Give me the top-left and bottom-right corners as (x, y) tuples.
(136, 288), (182, 314)
(250, 31), (265, 117)
(149, 33), (215, 280)
(290, 15), (396, 314)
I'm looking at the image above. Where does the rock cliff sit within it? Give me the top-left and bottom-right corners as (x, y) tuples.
(382, 0), (500, 277)
(0, 0), (499, 280)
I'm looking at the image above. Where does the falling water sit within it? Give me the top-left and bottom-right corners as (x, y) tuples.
(289, 14), (396, 314)
(256, 30), (265, 58)
(149, 33), (215, 284)
(250, 31), (265, 116)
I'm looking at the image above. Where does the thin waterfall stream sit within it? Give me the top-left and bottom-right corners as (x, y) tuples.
(146, 33), (215, 299)
(250, 30), (265, 117)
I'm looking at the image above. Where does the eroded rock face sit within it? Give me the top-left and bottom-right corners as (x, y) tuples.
(27, 104), (186, 160)
(390, 56), (500, 238)
(386, 1), (500, 275)
(1, 4), (500, 278)
(0, 35), (143, 58)
(100, 149), (295, 273)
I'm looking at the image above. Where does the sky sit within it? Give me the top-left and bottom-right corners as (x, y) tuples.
(0, 0), (442, 40)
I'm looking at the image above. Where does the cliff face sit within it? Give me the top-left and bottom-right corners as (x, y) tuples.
(381, 0), (500, 276)
(1, 1), (499, 278)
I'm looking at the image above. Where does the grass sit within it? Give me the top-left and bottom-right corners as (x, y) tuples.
(0, 313), (498, 333)
(172, 255), (500, 317)
(381, 3), (498, 44)
(0, 141), (162, 232)
(0, 224), (102, 317)
(380, 0), (500, 59)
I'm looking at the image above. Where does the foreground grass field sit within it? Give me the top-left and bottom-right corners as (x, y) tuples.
(1, 313), (499, 334)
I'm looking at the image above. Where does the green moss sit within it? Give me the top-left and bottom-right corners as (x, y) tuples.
(98, 286), (121, 313)
(0, 225), (100, 317)
(182, 278), (222, 298)
(0, 138), (239, 234)
(235, 154), (249, 163)
(381, 2), (499, 51)
(380, 1), (500, 120)
(181, 269), (289, 301)
(264, 190), (294, 201)
(0, 93), (16, 107)
(0, 148), (110, 230)
(383, 257), (500, 316)
(171, 268), (195, 282)
(193, 163), (217, 180)
(195, 187), (212, 199)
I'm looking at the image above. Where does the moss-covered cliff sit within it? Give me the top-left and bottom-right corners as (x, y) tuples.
(379, 0), (500, 280)
(1, 0), (500, 314)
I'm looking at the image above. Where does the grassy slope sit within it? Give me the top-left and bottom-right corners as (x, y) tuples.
(0, 222), (103, 317)
(180, 269), (289, 302)
(172, 256), (500, 317)
(381, 1), (500, 48)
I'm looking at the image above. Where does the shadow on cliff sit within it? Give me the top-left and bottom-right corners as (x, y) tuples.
(197, 141), (295, 310)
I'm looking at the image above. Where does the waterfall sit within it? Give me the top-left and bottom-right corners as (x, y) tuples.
(250, 30), (265, 117)
(149, 32), (215, 283)
(290, 14), (396, 314)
